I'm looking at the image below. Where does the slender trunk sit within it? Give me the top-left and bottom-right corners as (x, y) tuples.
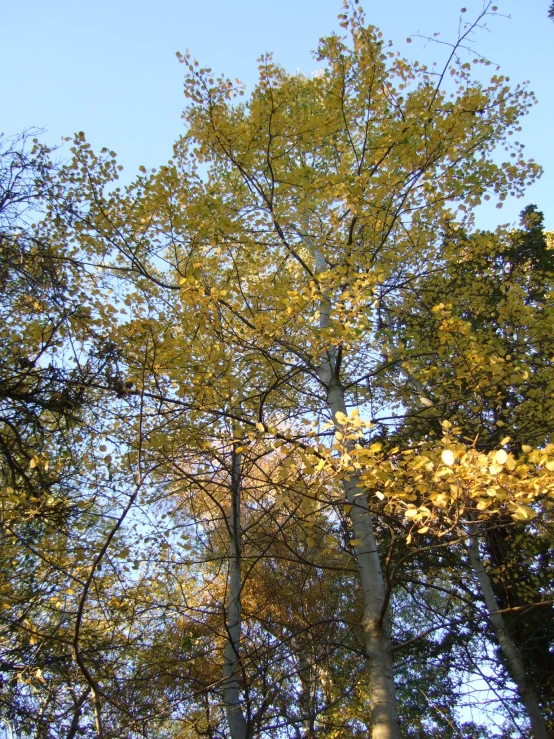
(325, 378), (401, 739)
(296, 644), (316, 738)
(222, 445), (248, 739)
(467, 525), (548, 739)
(314, 247), (400, 739)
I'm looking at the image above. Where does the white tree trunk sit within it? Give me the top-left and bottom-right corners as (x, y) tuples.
(324, 376), (401, 739)
(467, 526), (547, 739)
(314, 246), (400, 739)
(222, 446), (248, 739)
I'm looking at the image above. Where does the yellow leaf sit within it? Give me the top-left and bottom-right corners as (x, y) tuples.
(350, 538), (363, 547)
(255, 422), (265, 432)
(417, 526), (429, 534)
(522, 445), (533, 454)
(335, 411), (348, 425)
(420, 397), (434, 407)
(441, 449), (455, 466)
(511, 505), (536, 521)
(545, 461), (554, 472)
(495, 449), (508, 465)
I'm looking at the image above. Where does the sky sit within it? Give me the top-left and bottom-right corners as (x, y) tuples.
(2, 0), (553, 229)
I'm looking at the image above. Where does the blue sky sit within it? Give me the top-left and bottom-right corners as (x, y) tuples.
(3, 0), (552, 229)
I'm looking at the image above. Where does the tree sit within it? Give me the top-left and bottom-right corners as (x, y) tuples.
(375, 200), (554, 735)
(5, 2), (554, 738)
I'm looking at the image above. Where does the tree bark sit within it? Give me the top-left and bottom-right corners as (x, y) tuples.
(323, 376), (401, 739)
(314, 242), (400, 739)
(222, 445), (249, 739)
(296, 643), (316, 738)
(467, 525), (548, 739)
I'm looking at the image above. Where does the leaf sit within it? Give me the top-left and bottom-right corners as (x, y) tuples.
(350, 539), (363, 547)
(420, 397), (434, 407)
(511, 505), (537, 521)
(494, 449), (508, 465)
(441, 450), (455, 466)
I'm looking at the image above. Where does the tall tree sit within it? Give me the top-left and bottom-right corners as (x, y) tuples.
(8, 2), (553, 738)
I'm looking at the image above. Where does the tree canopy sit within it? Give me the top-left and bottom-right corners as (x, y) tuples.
(1, 3), (553, 739)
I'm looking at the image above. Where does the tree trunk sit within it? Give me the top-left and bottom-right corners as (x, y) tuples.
(325, 378), (401, 739)
(222, 446), (249, 739)
(296, 643), (316, 737)
(467, 525), (548, 739)
(314, 246), (400, 739)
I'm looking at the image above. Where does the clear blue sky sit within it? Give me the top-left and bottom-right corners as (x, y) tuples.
(3, 0), (552, 229)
